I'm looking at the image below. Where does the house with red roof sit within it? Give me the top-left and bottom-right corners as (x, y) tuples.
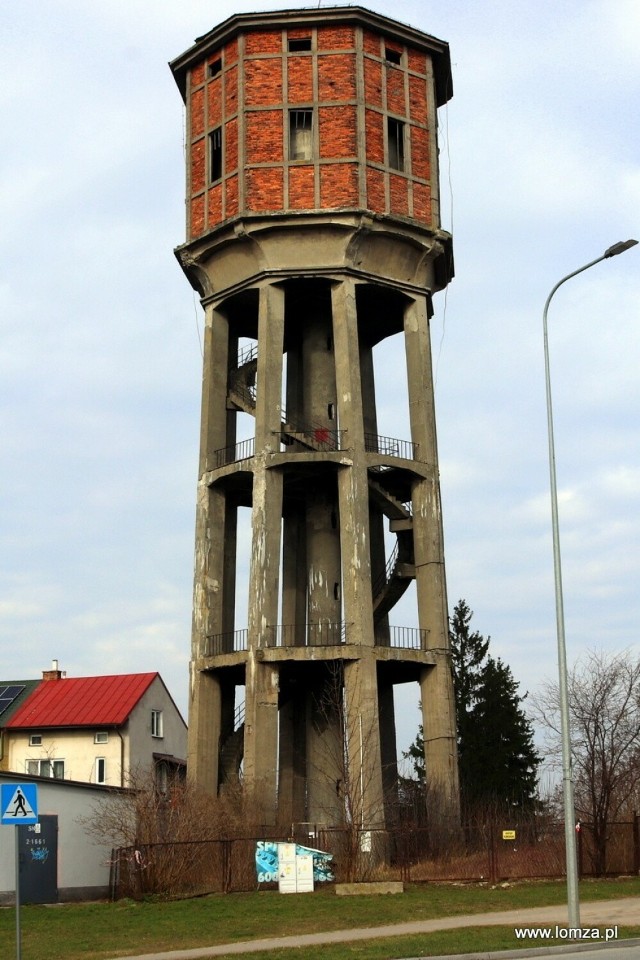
(3, 663), (186, 788)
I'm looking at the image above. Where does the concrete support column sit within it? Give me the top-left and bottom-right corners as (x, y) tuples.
(244, 283), (285, 823)
(378, 674), (399, 812)
(343, 656), (385, 829)
(404, 296), (459, 809)
(187, 668), (221, 793)
(332, 278), (374, 648)
(306, 672), (344, 824)
(188, 304), (233, 792)
(200, 306), (233, 472)
(278, 689), (307, 827)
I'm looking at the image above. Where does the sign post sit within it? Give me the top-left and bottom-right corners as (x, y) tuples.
(2, 783), (39, 960)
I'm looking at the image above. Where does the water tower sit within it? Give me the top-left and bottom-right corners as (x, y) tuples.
(170, 6), (459, 829)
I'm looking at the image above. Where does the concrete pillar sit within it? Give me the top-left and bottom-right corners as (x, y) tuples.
(187, 669), (221, 793)
(404, 296), (459, 807)
(306, 672), (344, 824)
(343, 656), (385, 829)
(244, 283), (285, 823)
(278, 689), (307, 827)
(332, 279), (375, 649)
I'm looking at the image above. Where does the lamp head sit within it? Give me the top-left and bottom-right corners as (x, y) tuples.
(604, 239), (638, 258)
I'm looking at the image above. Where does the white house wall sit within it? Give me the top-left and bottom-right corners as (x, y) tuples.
(127, 677), (187, 784)
(6, 728), (128, 787)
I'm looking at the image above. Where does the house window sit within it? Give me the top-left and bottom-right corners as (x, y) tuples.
(385, 46), (402, 65)
(151, 709), (164, 739)
(94, 731), (109, 744)
(96, 758), (106, 784)
(210, 127), (222, 182)
(29, 734), (42, 747)
(26, 759), (64, 779)
(288, 37), (311, 52)
(208, 58), (222, 78)
(387, 117), (405, 171)
(289, 110), (313, 161)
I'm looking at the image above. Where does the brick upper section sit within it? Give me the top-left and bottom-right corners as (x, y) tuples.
(178, 13), (448, 240)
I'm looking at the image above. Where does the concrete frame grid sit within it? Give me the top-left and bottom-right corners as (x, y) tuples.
(171, 6), (460, 832)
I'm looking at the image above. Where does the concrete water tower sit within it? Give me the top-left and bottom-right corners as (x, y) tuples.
(171, 6), (459, 829)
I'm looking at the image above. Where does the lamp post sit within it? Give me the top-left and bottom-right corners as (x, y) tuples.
(542, 238), (637, 929)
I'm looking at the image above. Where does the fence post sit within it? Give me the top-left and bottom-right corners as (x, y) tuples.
(489, 821), (497, 884)
(633, 812), (640, 876)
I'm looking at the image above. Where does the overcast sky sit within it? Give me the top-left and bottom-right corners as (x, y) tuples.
(1, 0), (639, 767)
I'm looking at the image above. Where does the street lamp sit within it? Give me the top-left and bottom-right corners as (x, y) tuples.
(542, 238), (637, 929)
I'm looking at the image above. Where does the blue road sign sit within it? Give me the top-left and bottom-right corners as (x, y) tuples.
(1, 783), (38, 826)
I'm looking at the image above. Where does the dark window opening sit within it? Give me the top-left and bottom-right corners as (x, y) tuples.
(210, 127), (222, 182)
(387, 117), (405, 171)
(289, 110), (313, 161)
(289, 37), (312, 52)
(334, 582), (341, 600)
(328, 402), (335, 420)
(209, 58), (222, 78)
(385, 46), (402, 65)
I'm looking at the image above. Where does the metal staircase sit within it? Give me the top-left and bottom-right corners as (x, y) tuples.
(368, 470), (415, 623)
(218, 701), (245, 786)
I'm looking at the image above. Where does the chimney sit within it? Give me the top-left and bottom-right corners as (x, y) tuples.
(43, 659), (63, 681)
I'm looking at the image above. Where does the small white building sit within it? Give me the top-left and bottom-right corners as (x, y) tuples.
(3, 666), (186, 788)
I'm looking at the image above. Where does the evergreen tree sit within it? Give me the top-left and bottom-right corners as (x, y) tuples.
(404, 600), (540, 814)
(463, 655), (539, 811)
(449, 599), (489, 793)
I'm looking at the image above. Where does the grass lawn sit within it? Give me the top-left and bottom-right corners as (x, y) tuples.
(1, 878), (639, 960)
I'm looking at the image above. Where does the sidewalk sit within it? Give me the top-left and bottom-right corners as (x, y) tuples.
(105, 897), (640, 960)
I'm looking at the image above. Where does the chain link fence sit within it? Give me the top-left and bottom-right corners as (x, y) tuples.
(111, 817), (639, 899)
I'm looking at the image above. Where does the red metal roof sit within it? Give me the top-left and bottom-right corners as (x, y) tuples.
(6, 673), (158, 729)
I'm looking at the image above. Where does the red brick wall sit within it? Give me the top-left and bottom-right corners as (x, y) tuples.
(289, 165), (315, 209)
(288, 56), (313, 101)
(185, 22), (436, 238)
(245, 59), (282, 105)
(319, 105), (357, 159)
(318, 53), (356, 101)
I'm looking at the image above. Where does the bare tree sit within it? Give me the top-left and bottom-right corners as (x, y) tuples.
(80, 772), (263, 897)
(306, 662), (388, 881)
(532, 648), (640, 874)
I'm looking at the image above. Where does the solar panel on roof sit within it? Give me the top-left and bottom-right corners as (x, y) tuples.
(0, 684), (25, 717)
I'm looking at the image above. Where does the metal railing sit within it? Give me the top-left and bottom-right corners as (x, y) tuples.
(272, 622), (348, 647)
(386, 625), (429, 649)
(210, 437), (255, 470)
(280, 407), (345, 452)
(365, 433), (417, 461)
(236, 342), (258, 367)
(372, 541), (399, 599)
(204, 630), (248, 656)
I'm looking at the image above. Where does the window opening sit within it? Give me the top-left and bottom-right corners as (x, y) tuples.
(385, 46), (402, 65)
(96, 758), (106, 784)
(210, 127), (222, 182)
(288, 37), (312, 52)
(328, 402), (335, 420)
(289, 110), (313, 161)
(209, 58), (222, 78)
(151, 709), (164, 738)
(29, 734), (42, 747)
(27, 758), (64, 778)
(387, 117), (405, 171)
(94, 731), (109, 744)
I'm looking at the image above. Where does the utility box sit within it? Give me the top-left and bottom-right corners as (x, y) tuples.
(278, 842), (314, 894)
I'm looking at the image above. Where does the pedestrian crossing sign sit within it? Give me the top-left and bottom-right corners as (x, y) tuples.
(1, 783), (38, 825)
